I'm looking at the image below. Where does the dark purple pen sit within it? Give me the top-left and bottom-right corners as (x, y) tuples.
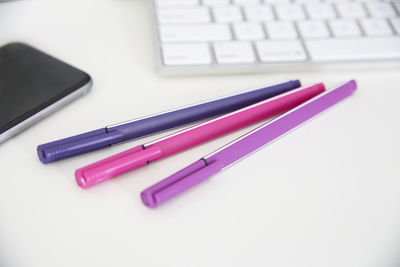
(37, 80), (300, 163)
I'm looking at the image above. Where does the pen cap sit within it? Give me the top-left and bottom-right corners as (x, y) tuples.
(75, 145), (162, 188)
(141, 159), (224, 208)
(37, 129), (125, 163)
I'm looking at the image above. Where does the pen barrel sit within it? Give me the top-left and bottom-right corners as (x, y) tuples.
(75, 146), (162, 188)
(110, 80), (301, 139)
(142, 80), (357, 208)
(150, 83), (325, 159)
(205, 80), (358, 166)
(37, 80), (301, 163)
(141, 160), (224, 208)
(74, 82), (323, 189)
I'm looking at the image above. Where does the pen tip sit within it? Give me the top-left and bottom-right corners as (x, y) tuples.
(37, 146), (48, 163)
(75, 170), (88, 188)
(141, 191), (157, 208)
(349, 79), (358, 92)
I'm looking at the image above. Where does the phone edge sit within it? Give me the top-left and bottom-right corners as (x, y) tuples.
(0, 78), (92, 144)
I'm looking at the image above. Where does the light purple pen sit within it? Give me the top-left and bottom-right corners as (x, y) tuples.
(141, 80), (357, 208)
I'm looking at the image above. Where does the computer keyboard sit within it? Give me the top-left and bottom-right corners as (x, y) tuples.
(153, 0), (400, 74)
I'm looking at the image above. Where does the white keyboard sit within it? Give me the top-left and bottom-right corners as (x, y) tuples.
(153, 0), (400, 74)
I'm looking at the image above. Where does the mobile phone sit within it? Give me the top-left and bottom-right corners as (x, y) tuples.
(0, 42), (92, 144)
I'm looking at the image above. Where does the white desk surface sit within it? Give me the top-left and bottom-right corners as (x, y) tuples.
(1, 1), (400, 267)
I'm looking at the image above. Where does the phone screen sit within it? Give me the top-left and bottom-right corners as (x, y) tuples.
(0, 43), (91, 135)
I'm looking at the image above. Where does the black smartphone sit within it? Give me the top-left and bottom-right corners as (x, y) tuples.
(0, 42), (92, 144)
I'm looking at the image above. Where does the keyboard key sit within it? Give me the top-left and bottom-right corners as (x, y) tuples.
(295, 0), (321, 3)
(365, 2), (397, 18)
(336, 3), (367, 18)
(360, 19), (393, 36)
(162, 43), (212, 65)
(233, 0), (261, 5)
(160, 24), (232, 42)
(154, 0), (400, 73)
(265, 21), (298, 39)
(157, 7), (211, 24)
(214, 42), (256, 64)
(325, 0), (353, 2)
(233, 22), (265, 40)
(213, 6), (243, 22)
(275, 4), (306, 21)
(156, 0), (199, 7)
(391, 18), (400, 34)
(243, 5), (275, 21)
(202, 0), (230, 6)
(305, 37), (400, 61)
(305, 4), (337, 20)
(395, 3), (400, 14)
(297, 21), (330, 38)
(264, 0), (291, 3)
(329, 19), (362, 37)
(256, 40), (307, 62)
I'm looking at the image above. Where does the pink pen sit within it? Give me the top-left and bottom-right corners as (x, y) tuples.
(75, 83), (325, 188)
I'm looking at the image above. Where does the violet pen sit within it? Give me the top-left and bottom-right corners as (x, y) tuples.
(141, 80), (357, 208)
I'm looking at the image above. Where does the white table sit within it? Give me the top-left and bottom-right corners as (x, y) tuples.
(1, 1), (400, 267)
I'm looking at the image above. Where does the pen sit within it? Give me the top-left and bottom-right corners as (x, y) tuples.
(75, 83), (325, 188)
(141, 80), (357, 208)
(37, 80), (301, 163)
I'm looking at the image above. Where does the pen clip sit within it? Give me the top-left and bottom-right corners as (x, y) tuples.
(141, 159), (224, 208)
(37, 128), (125, 163)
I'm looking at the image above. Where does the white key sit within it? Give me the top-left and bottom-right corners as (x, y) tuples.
(255, 40), (307, 62)
(336, 3), (367, 18)
(157, 8), (211, 24)
(214, 42), (256, 64)
(213, 6), (243, 22)
(160, 24), (232, 42)
(325, 0), (354, 2)
(202, 0), (230, 6)
(360, 19), (393, 36)
(395, 3), (400, 14)
(305, 4), (337, 20)
(329, 19), (362, 37)
(305, 37), (400, 61)
(366, 2), (397, 18)
(295, 0), (321, 3)
(265, 21), (298, 39)
(156, 0), (199, 7)
(162, 43), (212, 65)
(233, 0), (261, 5)
(243, 6), (275, 21)
(264, 0), (291, 3)
(324, 0), (351, 3)
(275, 4), (306, 21)
(233, 22), (265, 40)
(297, 21), (330, 38)
(391, 18), (400, 34)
